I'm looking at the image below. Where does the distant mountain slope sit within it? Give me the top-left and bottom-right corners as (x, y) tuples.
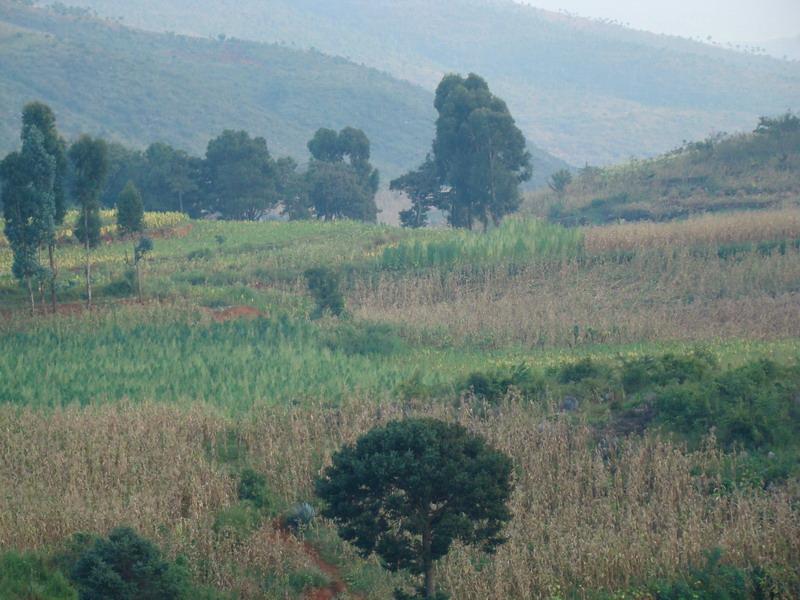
(60, 0), (800, 166)
(760, 36), (800, 61)
(0, 1), (569, 183)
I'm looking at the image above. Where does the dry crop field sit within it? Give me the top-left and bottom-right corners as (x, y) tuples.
(0, 208), (799, 598)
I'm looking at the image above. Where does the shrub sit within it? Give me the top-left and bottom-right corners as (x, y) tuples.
(68, 527), (191, 600)
(212, 504), (262, 540)
(464, 363), (543, 403)
(0, 551), (77, 600)
(305, 267), (344, 318)
(621, 351), (717, 393)
(237, 468), (275, 512)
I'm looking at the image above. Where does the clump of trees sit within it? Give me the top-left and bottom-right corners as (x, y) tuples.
(393, 74), (531, 230)
(316, 418), (513, 599)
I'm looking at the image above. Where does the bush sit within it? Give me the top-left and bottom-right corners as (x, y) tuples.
(464, 362), (543, 403)
(212, 504), (262, 540)
(305, 267), (344, 318)
(621, 351), (717, 393)
(237, 468), (275, 512)
(68, 527), (191, 600)
(0, 551), (77, 600)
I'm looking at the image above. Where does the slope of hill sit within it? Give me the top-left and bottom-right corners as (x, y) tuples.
(0, 1), (570, 183)
(527, 114), (800, 224)
(60, 0), (800, 166)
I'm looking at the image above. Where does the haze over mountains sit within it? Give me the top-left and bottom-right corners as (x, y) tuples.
(55, 0), (800, 166)
(0, 0), (569, 185)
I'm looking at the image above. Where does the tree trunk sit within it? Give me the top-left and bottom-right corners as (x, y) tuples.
(178, 190), (184, 214)
(422, 522), (435, 598)
(135, 240), (142, 303)
(48, 242), (57, 314)
(84, 209), (92, 309)
(26, 276), (35, 316)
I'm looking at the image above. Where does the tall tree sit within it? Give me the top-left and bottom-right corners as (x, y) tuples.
(317, 418), (513, 599)
(142, 143), (200, 214)
(116, 181), (144, 237)
(427, 73), (531, 230)
(70, 135), (109, 308)
(0, 126), (56, 314)
(21, 102), (67, 312)
(305, 127), (379, 222)
(201, 130), (278, 220)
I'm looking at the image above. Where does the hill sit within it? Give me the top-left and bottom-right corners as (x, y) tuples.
(59, 0), (800, 166)
(0, 1), (567, 184)
(526, 114), (800, 224)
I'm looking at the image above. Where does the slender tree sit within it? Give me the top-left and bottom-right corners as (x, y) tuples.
(116, 181), (146, 301)
(69, 135), (109, 308)
(317, 418), (513, 599)
(0, 126), (56, 314)
(390, 155), (441, 228)
(21, 102), (66, 312)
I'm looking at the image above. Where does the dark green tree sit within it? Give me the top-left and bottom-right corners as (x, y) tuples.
(202, 130), (278, 220)
(429, 73), (531, 229)
(116, 181), (145, 237)
(0, 126), (56, 314)
(275, 156), (311, 220)
(69, 135), (109, 308)
(304, 266), (344, 318)
(142, 143), (200, 214)
(390, 155), (441, 228)
(69, 527), (187, 600)
(305, 127), (379, 222)
(316, 418), (514, 599)
(22, 102), (68, 312)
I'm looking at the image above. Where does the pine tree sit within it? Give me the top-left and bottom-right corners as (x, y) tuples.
(116, 181), (145, 237)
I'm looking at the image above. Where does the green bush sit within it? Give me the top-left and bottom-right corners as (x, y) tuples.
(305, 267), (344, 318)
(213, 503), (262, 540)
(237, 468), (275, 512)
(0, 551), (77, 600)
(68, 527), (192, 600)
(464, 362), (543, 403)
(621, 351), (717, 393)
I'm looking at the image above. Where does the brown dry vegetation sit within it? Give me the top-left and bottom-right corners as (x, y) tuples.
(584, 208), (800, 252)
(352, 249), (800, 348)
(1, 401), (798, 598)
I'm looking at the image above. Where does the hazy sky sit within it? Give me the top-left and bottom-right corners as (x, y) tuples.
(518, 0), (800, 43)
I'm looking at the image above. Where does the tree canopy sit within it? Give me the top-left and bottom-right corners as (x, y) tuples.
(316, 418), (513, 598)
(431, 73), (531, 229)
(304, 127), (379, 222)
(116, 181), (145, 236)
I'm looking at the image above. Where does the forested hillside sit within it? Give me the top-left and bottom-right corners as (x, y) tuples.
(0, 1), (569, 183)
(62, 0), (800, 165)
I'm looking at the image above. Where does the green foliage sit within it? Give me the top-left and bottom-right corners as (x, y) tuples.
(237, 468), (275, 512)
(213, 503), (262, 540)
(429, 73), (531, 229)
(202, 130), (279, 221)
(283, 502), (317, 532)
(316, 418), (513, 597)
(22, 101), (68, 224)
(68, 527), (191, 600)
(305, 127), (379, 223)
(0, 124), (56, 288)
(0, 551), (77, 600)
(391, 155), (439, 228)
(590, 549), (793, 600)
(116, 181), (144, 236)
(548, 169), (572, 194)
(305, 267), (345, 318)
(464, 363), (543, 404)
(379, 219), (583, 272)
(69, 135), (109, 248)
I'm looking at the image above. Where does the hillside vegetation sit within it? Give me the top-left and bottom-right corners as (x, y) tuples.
(528, 114), (800, 224)
(0, 1), (567, 185)
(1, 206), (799, 597)
(63, 0), (800, 165)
